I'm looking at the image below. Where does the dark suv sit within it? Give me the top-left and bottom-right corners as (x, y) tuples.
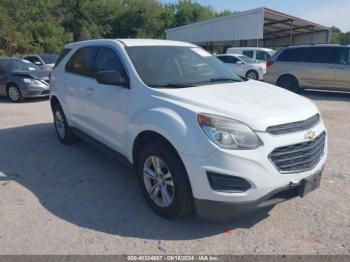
(264, 44), (350, 92)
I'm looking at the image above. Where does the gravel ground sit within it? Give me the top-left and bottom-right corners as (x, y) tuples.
(0, 91), (349, 255)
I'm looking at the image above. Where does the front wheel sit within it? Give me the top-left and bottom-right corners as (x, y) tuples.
(137, 140), (193, 219)
(53, 103), (76, 144)
(246, 70), (259, 80)
(7, 85), (22, 102)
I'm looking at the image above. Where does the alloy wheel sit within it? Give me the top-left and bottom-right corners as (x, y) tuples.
(55, 110), (66, 139)
(143, 155), (174, 207)
(8, 86), (20, 102)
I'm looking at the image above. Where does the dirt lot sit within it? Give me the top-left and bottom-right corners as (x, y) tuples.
(0, 91), (349, 255)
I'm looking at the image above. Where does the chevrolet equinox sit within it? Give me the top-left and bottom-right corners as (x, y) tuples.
(50, 39), (327, 221)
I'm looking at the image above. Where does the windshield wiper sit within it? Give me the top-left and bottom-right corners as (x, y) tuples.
(149, 83), (197, 88)
(208, 77), (241, 83)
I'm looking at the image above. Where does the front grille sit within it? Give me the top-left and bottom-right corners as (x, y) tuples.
(266, 114), (320, 135)
(269, 132), (326, 173)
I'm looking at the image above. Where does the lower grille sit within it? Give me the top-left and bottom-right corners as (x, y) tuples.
(269, 132), (326, 173)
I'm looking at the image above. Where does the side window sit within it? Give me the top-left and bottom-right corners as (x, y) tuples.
(93, 46), (126, 76)
(256, 51), (270, 61)
(217, 56), (238, 64)
(242, 50), (254, 58)
(277, 48), (302, 62)
(301, 47), (337, 64)
(339, 48), (350, 65)
(66, 46), (97, 77)
(25, 56), (42, 65)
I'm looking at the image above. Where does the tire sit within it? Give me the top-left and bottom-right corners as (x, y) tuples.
(277, 75), (300, 93)
(245, 70), (259, 80)
(7, 85), (22, 103)
(137, 140), (194, 219)
(52, 102), (76, 145)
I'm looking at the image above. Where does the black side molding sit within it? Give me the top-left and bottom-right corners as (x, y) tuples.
(71, 127), (133, 169)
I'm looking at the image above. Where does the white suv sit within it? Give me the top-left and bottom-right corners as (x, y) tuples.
(50, 39), (327, 221)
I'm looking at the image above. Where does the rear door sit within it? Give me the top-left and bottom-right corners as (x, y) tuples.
(296, 47), (337, 89)
(64, 46), (98, 130)
(83, 46), (129, 153)
(334, 47), (350, 91)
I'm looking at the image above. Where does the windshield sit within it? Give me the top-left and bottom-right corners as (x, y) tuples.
(237, 55), (255, 64)
(126, 46), (242, 88)
(40, 54), (58, 64)
(0, 59), (41, 72)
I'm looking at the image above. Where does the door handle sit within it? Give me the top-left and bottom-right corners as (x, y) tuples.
(328, 66), (334, 69)
(338, 67), (345, 70)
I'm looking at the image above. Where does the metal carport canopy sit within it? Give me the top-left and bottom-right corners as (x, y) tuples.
(165, 7), (331, 47)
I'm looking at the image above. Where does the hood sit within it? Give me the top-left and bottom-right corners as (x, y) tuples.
(155, 80), (319, 131)
(11, 70), (50, 81)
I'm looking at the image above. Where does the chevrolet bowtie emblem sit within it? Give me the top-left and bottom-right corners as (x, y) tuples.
(305, 131), (316, 140)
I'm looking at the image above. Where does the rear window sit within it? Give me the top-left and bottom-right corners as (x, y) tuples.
(54, 48), (71, 68)
(277, 48), (303, 62)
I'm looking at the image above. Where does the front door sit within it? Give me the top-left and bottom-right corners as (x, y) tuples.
(83, 46), (129, 153)
(0, 66), (7, 96)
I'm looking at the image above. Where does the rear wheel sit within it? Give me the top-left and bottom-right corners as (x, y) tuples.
(53, 103), (76, 144)
(7, 85), (22, 102)
(277, 75), (300, 93)
(246, 70), (259, 80)
(137, 140), (193, 219)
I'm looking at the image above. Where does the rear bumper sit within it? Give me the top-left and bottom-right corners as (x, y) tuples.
(195, 171), (321, 221)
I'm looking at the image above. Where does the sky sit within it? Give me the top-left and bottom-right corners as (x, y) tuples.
(161, 0), (350, 32)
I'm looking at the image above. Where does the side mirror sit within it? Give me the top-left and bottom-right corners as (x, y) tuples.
(34, 61), (43, 65)
(236, 61), (244, 65)
(96, 70), (129, 88)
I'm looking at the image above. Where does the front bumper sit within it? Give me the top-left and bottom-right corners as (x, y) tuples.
(180, 121), (327, 220)
(20, 84), (50, 98)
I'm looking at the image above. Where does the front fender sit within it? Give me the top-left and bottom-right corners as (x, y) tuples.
(125, 107), (216, 162)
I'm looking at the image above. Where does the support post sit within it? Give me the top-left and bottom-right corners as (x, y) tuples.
(289, 19), (294, 45)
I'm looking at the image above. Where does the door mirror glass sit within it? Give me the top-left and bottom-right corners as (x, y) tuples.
(97, 70), (129, 88)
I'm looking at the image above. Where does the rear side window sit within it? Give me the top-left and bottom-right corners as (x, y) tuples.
(66, 47), (97, 77)
(93, 46), (126, 76)
(242, 51), (254, 58)
(277, 48), (303, 62)
(217, 56), (239, 64)
(54, 48), (71, 68)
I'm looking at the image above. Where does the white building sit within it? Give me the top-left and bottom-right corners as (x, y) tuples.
(165, 7), (331, 50)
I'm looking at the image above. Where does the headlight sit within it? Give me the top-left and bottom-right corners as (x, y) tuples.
(23, 78), (45, 86)
(197, 113), (262, 150)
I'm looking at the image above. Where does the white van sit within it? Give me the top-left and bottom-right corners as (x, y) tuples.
(226, 47), (275, 72)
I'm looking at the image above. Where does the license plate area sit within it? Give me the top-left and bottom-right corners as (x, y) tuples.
(299, 171), (322, 197)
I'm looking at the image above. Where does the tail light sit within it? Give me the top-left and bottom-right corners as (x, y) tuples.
(48, 72), (52, 83)
(266, 60), (274, 67)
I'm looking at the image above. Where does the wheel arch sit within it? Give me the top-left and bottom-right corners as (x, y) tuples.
(277, 74), (299, 86)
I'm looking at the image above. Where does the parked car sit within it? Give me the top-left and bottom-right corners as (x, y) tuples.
(264, 44), (350, 93)
(23, 54), (58, 71)
(50, 39), (327, 221)
(0, 57), (50, 102)
(216, 54), (264, 80)
(226, 47), (275, 72)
